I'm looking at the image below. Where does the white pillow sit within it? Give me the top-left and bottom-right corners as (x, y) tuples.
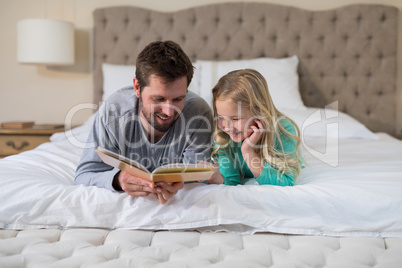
(194, 56), (305, 110)
(188, 61), (201, 95)
(102, 63), (200, 101)
(281, 107), (378, 140)
(102, 63), (136, 101)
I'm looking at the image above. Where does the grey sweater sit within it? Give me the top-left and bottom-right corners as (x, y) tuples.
(74, 87), (213, 191)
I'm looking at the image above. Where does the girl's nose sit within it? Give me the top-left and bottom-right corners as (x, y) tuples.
(218, 118), (233, 131)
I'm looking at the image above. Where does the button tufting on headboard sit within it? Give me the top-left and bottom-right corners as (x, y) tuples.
(93, 3), (397, 134)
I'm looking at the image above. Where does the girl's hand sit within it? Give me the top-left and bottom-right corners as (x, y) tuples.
(197, 161), (224, 184)
(241, 119), (264, 153)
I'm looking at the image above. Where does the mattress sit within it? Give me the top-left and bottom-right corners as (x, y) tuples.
(1, 229), (402, 268)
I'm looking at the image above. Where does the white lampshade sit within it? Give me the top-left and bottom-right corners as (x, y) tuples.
(17, 19), (74, 65)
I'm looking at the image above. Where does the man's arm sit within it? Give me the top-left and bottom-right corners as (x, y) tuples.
(74, 106), (170, 201)
(75, 113), (162, 196)
(74, 110), (121, 191)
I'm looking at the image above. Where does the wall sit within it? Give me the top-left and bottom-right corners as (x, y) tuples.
(0, 0), (401, 134)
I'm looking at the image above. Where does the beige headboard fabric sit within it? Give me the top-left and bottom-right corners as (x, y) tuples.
(93, 3), (397, 134)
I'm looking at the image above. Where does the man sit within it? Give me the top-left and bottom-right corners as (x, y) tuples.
(75, 41), (213, 204)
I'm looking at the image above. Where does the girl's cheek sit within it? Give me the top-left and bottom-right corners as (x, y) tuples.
(240, 121), (249, 132)
(217, 121), (229, 134)
(244, 122), (255, 136)
(217, 119), (224, 130)
(244, 128), (253, 137)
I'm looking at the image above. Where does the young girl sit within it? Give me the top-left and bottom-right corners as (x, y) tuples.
(202, 69), (303, 186)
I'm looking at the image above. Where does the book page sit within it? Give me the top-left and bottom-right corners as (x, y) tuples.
(97, 147), (213, 183)
(96, 147), (149, 173)
(153, 163), (212, 174)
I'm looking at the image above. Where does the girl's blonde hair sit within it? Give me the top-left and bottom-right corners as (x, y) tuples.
(211, 69), (303, 181)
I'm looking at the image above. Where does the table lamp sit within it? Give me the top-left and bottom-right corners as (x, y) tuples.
(17, 19), (74, 65)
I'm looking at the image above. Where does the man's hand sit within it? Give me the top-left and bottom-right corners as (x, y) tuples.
(114, 171), (158, 197)
(152, 181), (184, 205)
(114, 171), (184, 204)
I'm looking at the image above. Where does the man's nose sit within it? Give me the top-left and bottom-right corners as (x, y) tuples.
(160, 104), (175, 117)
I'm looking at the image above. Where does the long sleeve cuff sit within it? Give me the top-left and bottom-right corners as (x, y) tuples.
(75, 167), (121, 192)
(256, 162), (294, 186)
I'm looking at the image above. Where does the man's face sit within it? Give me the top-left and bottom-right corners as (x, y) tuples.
(134, 75), (187, 134)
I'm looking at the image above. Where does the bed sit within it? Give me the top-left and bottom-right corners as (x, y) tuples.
(1, 2), (402, 267)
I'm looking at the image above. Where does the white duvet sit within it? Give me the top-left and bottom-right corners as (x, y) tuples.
(1, 115), (402, 237)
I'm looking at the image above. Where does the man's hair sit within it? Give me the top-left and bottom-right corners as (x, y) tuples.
(135, 40), (193, 91)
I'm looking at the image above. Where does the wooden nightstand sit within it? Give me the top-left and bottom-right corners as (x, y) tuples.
(0, 126), (64, 157)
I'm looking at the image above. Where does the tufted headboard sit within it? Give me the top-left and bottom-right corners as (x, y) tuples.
(93, 3), (397, 134)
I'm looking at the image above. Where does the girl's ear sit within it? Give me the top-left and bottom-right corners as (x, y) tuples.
(133, 78), (141, 98)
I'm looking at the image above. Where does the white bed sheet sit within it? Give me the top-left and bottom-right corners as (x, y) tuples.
(1, 117), (402, 237)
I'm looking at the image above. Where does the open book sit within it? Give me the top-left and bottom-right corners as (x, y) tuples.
(96, 147), (213, 183)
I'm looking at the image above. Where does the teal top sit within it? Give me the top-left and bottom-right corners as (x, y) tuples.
(216, 119), (300, 186)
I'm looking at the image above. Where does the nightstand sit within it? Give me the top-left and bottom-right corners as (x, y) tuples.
(0, 126), (64, 157)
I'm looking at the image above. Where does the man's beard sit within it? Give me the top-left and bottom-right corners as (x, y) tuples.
(140, 98), (179, 133)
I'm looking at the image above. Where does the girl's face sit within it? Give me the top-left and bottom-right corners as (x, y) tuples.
(215, 99), (256, 143)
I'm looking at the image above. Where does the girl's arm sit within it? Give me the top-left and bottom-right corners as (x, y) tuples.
(241, 119), (265, 178)
(198, 149), (241, 185)
(217, 152), (242, 185)
(254, 163), (295, 186)
(241, 147), (264, 179)
(197, 161), (224, 184)
(241, 119), (297, 186)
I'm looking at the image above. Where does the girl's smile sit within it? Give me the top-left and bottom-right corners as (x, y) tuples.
(215, 99), (255, 143)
